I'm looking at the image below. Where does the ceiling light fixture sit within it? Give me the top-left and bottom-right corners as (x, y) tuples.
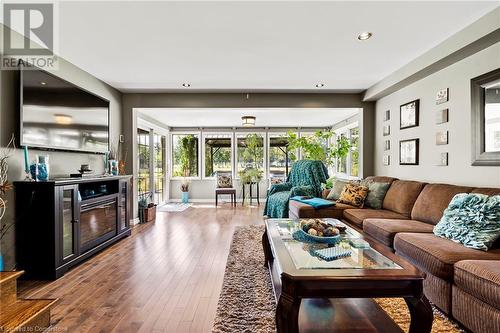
(357, 32), (373, 40)
(182, 83), (191, 87)
(54, 114), (73, 125)
(40, 81), (47, 85)
(242, 116), (256, 127)
(315, 83), (325, 88)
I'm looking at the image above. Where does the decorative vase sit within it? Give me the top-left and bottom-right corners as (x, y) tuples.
(30, 155), (50, 181)
(181, 191), (189, 203)
(109, 160), (119, 176)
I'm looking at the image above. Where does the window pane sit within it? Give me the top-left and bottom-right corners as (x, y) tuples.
(269, 134), (294, 179)
(350, 127), (359, 177)
(237, 133), (264, 175)
(204, 134), (232, 177)
(172, 134), (199, 177)
(154, 134), (165, 204)
(137, 129), (151, 200)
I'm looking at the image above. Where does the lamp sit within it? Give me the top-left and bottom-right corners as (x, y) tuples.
(242, 116), (256, 127)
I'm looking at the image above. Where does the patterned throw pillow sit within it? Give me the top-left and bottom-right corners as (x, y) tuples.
(217, 174), (233, 188)
(337, 183), (369, 208)
(326, 179), (350, 201)
(361, 180), (391, 209)
(434, 193), (500, 251)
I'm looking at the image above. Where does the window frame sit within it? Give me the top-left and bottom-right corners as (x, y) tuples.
(333, 122), (360, 180)
(235, 131), (267, 180)
(169, 131), (202, 180)
(201, 132), (234, 179)
(267, 131), (297, 179)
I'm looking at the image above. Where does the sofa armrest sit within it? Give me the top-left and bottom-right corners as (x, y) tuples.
(268, 182), (293, 196)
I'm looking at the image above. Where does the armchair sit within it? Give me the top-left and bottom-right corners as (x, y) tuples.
(264, 160), (329, 218)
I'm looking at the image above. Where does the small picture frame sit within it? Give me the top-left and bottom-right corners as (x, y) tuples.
(383, 125), (391, 136)
(436, 152), (449, 166)
(384, 110), (391, 122)
(399, 139), (419, 165)
(384, 140), (391, 151)
(435, 109), (449, 124)
(436, 88), (449, 105)
(400, 100), (419, 129)
(383, 155), (391, 166)
(436, 130), (449, 145)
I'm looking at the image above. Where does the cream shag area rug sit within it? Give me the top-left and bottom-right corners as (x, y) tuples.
(212, 225), (464, 333)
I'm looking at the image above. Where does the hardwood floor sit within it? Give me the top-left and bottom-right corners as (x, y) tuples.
(18, 203), (265, 333)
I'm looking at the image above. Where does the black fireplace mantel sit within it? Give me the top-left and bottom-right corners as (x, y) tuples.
(14, 175), (132, 280)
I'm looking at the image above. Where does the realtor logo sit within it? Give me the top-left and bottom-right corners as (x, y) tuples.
(2, 2), (58, 69)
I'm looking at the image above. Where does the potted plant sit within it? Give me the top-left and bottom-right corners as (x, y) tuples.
(239, 133), (264, 184)
(0, 135), (15, 271)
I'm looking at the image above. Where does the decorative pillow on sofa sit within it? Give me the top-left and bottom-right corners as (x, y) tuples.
(217, 174), (233, 188)
(361, 180), (391, 209)
(433, 193), (500, 251)
(326, 179), (350, 200)
(337, 183), (369, 208)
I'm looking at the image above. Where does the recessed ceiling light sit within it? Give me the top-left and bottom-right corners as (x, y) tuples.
(40, 81), (47, 85)
(315, 83), (324, 88)
(357, 32), (373, 41)
(182, 83), (191, 87)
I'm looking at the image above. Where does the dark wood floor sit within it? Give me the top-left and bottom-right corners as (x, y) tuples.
(19, 203), (265, 333)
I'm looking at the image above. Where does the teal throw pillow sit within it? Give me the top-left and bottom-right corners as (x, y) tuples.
(433, 193), (500, 251)
(361, 180), (391, 209)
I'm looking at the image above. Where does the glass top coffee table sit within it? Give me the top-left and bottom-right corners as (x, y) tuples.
(262, 218), (433, 333)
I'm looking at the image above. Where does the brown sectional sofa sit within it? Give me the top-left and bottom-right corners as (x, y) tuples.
(288, 176), (500, 333)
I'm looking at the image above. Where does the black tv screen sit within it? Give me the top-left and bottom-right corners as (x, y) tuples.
(20, 68), (109, 153)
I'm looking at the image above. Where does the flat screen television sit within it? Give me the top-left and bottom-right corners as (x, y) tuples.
(20, 67), (109, 153)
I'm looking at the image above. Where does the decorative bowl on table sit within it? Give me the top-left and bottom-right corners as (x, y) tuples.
(294, 219), (342, 245)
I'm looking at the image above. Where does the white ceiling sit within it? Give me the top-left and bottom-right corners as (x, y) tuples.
(3, 1), (499, 92)
(138, 108), (360, 128)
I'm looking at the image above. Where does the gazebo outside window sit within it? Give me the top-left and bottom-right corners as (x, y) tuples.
(268, 134), (294, 181)
(204, 134), (233, 177)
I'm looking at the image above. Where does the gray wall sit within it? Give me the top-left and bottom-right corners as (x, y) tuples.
(374, 41), (500, 186)
(0, 24), (123, 270)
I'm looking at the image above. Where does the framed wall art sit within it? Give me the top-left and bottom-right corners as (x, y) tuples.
(399, 139), (419, 165)
(383, 125), (391, 136)
(436, 130), (449, 145)
(436, 88), (449, 105)
(435, 109), (449, 124)
(400, 100), (419, 129)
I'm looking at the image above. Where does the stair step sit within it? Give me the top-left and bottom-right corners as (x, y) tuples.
(0, 299), (58, 332)
(0, 271), (24, 305)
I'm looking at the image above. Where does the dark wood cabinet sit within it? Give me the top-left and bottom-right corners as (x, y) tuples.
(15, 176), (132, 280)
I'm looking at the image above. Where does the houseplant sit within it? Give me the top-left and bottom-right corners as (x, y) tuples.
(238, 133), (264, 183)
(0, 135), (15, 271)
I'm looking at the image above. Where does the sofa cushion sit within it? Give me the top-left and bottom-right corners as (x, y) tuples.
(382, 180), (426, 217)
(326, 179), (350, 200)
(454, 260), (500, 309)
(343, 209), (408, 228)
(452, 286), (500, 333)
(394, 233), (500, 281)
(434, 193), (500, 250)
(361, 180), (391, 209)
(472, 187), (500, 196)
(289, 200), (354, 219)
(363, 219), (434, 247)
(411, 184), (474, 225)
(337, 183), (369, 207)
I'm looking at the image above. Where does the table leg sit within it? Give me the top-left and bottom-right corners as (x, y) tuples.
(242, 184), (245, 206)
(276, 292), (300, 333)
(215, 193), (218, 206)
(262, 230), (272, 267)
(250, 183), (253, 205)
(404, 295), (433, 333)
(257, 183), (260, 205)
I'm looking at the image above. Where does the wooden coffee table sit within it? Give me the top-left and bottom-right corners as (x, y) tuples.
(262, 218), (433, 333)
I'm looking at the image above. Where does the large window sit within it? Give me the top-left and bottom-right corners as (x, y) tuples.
(137, 129), (151, 200)
(236, 133), (264, 176)
(172, 134), (199, 177)
(204, 134), (232, 177)
(153, 134), (166, 203)
(268, 133), (294, 179)
(334, 123), (359, 178)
